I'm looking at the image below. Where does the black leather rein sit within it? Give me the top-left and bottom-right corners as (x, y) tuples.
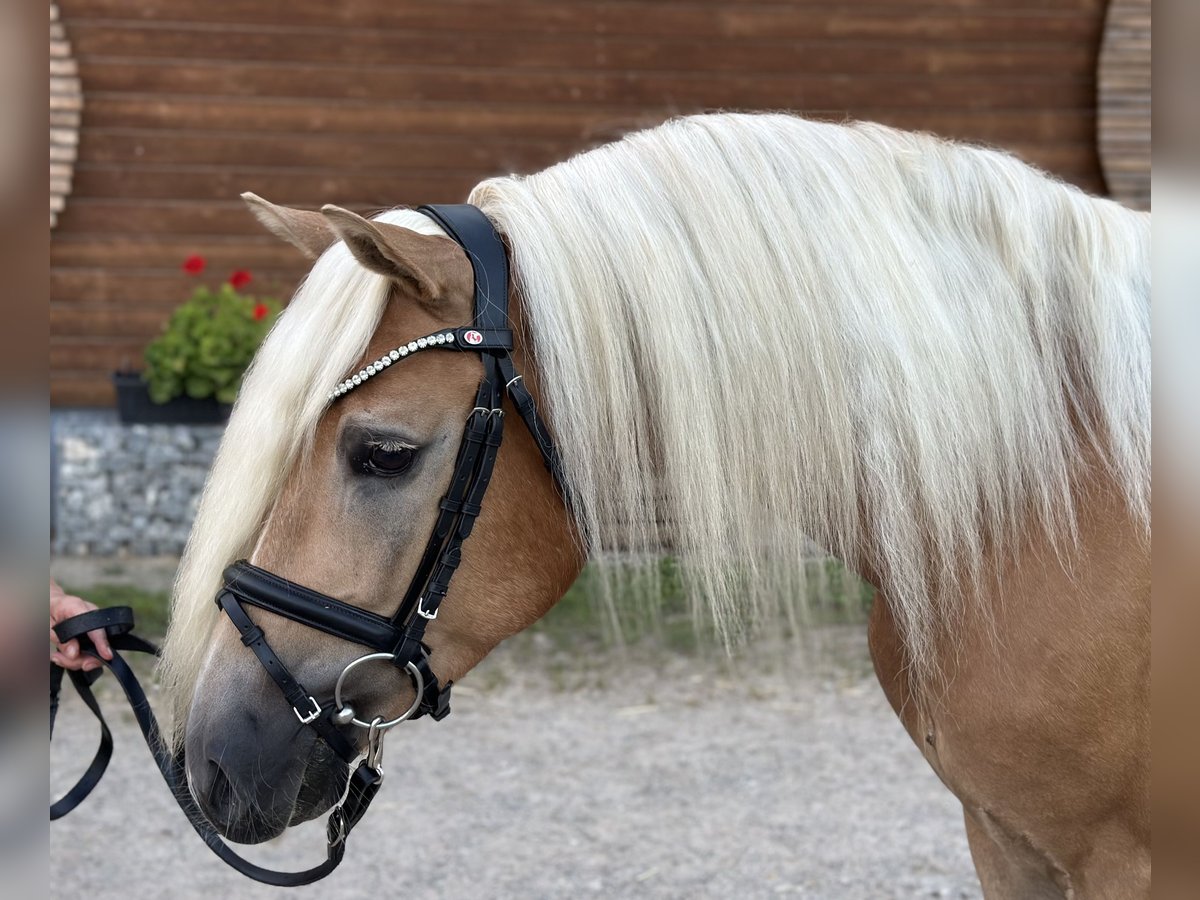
(50, 204), (566, 885)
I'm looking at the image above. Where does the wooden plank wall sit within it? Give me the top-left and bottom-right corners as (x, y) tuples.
(52, 0), (1109, 406)
(1097, 0), (1150, 209)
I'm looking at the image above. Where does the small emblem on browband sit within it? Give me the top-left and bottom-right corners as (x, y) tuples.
(463, 330), (484, 345)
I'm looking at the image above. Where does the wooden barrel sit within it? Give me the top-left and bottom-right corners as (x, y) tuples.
(1097, 0), (1151, 210)
(50, 2), (82, 228)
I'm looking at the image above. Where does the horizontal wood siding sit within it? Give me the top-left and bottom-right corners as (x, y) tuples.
(53, 0), (1109, 406)
(1097, 0), (1150, 209)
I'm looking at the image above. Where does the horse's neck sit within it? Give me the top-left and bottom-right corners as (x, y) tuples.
(864, 447), (1147, 677)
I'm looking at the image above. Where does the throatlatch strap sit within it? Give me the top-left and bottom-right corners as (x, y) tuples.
(49, 607), (377, 887)
(496, 353), (568, 492)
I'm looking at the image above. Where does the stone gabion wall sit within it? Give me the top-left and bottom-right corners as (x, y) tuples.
(52, 410), (223, 556)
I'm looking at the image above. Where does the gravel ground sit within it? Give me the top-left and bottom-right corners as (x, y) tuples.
(50, 629), (982, 899)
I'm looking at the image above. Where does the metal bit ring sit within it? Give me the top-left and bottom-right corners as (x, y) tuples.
(332, 652), (424, 730)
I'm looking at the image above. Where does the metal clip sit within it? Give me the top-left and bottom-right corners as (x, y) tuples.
(416, 595), (439, 620)
(327, 807), (347, 847)
(293, 695), (322, 724)
(366, 716), (386, 778)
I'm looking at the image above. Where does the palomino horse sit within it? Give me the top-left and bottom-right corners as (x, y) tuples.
(160, 113), (1150, 897)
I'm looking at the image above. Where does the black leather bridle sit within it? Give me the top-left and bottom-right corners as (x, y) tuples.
(50, 204), (566, 885)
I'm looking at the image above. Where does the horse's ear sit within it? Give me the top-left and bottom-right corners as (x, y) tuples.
(320, 204), (465, 308)
(240, 192), (336, 260)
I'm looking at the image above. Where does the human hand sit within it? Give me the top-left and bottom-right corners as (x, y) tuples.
(50, 579), (113, 671)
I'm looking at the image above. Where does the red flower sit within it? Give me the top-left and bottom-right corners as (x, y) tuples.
(182, 255), (206, 275)
(252, 302), (269, 321)
(229, 269), (252, 290)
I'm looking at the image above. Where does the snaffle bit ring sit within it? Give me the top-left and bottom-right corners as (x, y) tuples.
(332, 652), (424, 730)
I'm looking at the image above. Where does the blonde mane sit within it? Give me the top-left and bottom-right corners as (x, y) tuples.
(161, 113), (1150, 743)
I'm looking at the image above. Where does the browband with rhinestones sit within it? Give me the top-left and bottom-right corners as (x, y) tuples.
(327, 326), (516, 403)
(327, 330), (456, 402)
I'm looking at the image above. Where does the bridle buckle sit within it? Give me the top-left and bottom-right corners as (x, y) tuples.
(416, 596), (438, 620)
(293, 695), (322, 724)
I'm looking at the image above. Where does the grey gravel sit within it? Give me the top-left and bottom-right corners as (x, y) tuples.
(50, 631), (982, 899)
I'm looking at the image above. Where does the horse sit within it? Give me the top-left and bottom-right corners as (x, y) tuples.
(157, 112), (1150, 898)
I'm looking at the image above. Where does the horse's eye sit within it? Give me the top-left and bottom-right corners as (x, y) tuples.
(363, 444), (415, 477)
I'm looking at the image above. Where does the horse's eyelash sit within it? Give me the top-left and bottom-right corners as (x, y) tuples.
(370, 438), (416, 453)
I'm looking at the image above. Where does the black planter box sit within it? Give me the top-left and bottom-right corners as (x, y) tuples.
(112, 371), (232, 425)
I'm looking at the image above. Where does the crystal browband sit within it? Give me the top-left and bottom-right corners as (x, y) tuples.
(327, 326), (513, 402)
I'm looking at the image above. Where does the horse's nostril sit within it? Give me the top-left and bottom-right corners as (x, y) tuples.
(204, 759), (236, 819)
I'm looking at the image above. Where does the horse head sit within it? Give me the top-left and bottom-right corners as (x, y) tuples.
(178, 197), (579, 843)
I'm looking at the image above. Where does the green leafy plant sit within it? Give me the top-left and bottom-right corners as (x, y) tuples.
(142, 257), (281, 405)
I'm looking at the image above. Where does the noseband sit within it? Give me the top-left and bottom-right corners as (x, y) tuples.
(212, 204), (565, 874)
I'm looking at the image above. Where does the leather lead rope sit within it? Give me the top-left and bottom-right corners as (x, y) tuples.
(50, 609), (376, 886)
